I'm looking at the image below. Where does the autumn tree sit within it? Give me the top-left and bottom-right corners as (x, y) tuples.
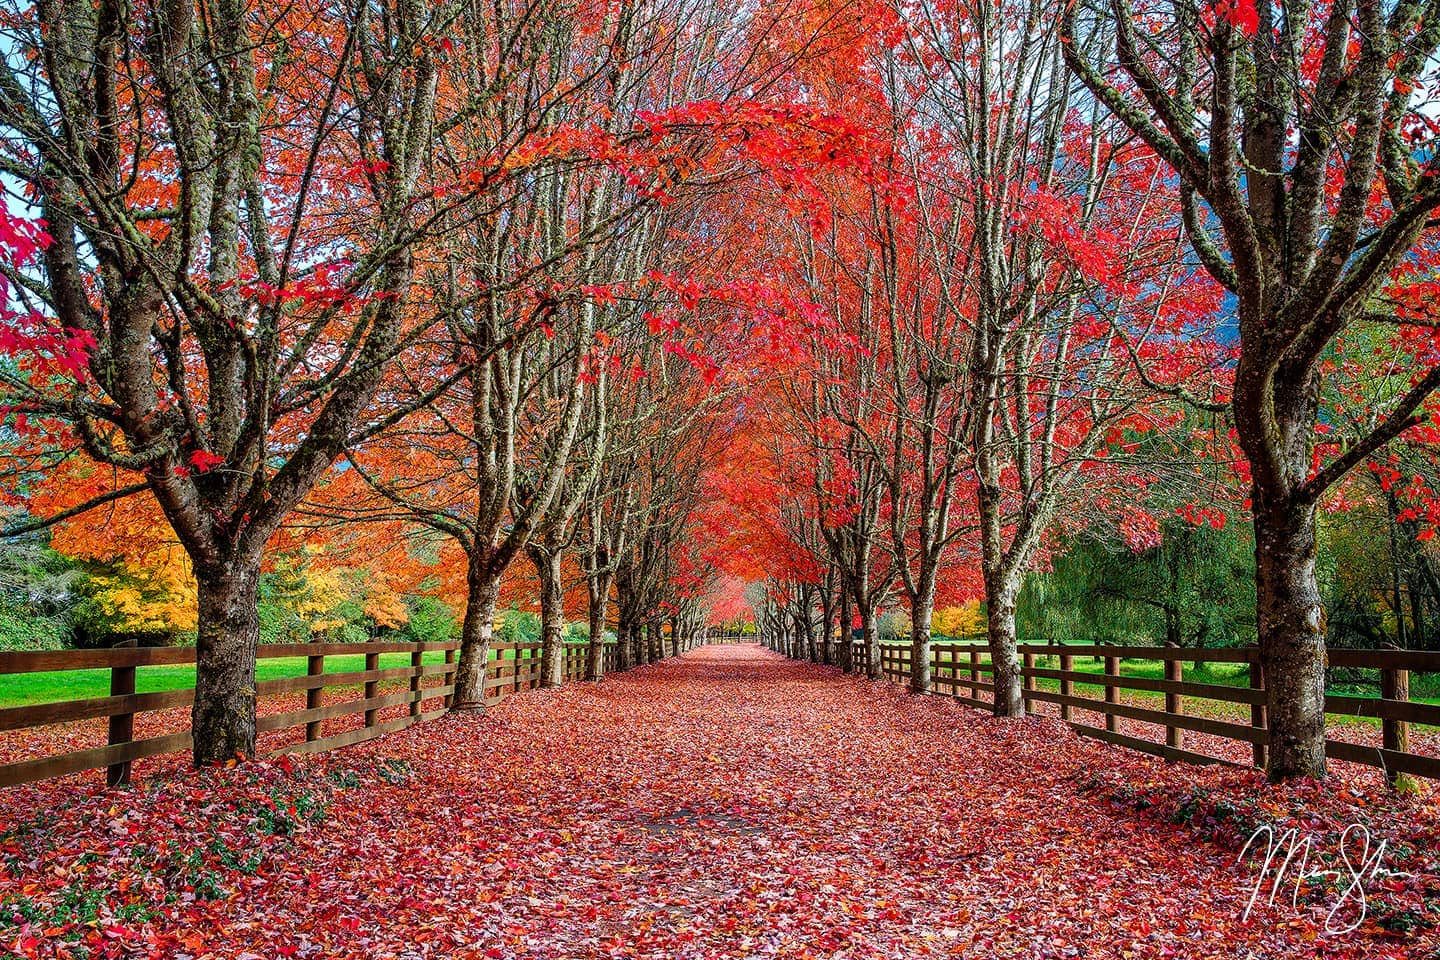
(613, 388), (721, 667)
(812, 49), (974, 693)
(0, 0), (448, 761)
(1063, 0), (1440, 778)
(776, 221), (899, 680)
(579, 331), (716, 677)
(884, 0), (1209, 717)
(328, 0), (679, 708)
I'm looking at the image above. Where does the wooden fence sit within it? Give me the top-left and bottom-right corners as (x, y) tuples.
(0, 639), (620, 789)
(705, 632), (755, 644)
(855, 641), (1440, 785)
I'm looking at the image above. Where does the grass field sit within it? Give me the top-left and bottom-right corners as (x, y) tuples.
(0, 648), (551, 707)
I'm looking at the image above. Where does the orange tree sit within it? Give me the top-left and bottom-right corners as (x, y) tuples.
(0, 0), (453, 761)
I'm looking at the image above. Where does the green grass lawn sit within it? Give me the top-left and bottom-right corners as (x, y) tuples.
(0, 648), (557, 707)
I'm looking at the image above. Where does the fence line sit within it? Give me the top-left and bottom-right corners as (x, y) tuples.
(704, 631), (754, 644)
(833, 641), (1440, 785)
(0, 639), (622, 789)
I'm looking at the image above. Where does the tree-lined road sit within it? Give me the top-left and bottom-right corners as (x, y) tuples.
(10, 644), (1430, 959)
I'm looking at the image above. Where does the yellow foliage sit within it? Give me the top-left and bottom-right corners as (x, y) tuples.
(81, 550), (197, 637)
(285, 565), (352, 634)
(269, 552), (411, 637)
(364, 585), (409, 630)
(933, 602), (984, 639)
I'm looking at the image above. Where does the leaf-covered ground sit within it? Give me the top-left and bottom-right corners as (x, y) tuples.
(3, 646), (1438, 959)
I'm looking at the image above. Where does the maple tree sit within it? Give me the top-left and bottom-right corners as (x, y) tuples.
(772, 227), (900, 679)
(881, 0), (1217, 713)
(332, 12), (784, 703)
(0, 0), (453, 761)
(704, 0), (1216, 706)
(1064, 0), (1440, 778)
(933, 602), (984, 639)
(71, 554), (198, 645)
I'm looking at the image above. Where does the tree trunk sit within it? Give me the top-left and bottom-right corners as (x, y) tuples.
(1165, 606), (1181, 649)
(615, 610), (632, 671)
(838, 587), (853, 673)
(587, 571), (611, 681)
(1409, 572), (1426, 650)
(1388, 519), (1408, 648)
(859, 600), (881, 679)
(910, 594), (933, 694)
(1254, 497), (1328, 780)
(670, 616), (680, 657)
(986, 570), (1025, 718)
(451, 562), (502, 710)
(819, 587), (835, 665)
(534, 546), (566, 688)
(192, 560), (262, 764)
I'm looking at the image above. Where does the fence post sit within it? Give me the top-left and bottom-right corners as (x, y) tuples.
(106, 639), (138, 788)
(1105, 655), (1120, 733)
(1250, 658), (1266, 770)
(305, 652), (325, 742)
(1059, 653), (1073, 722)
(1022, 651), (1035, 713)
(1380, 666), (1411, 790)
(1165, 658), (1184, 755)
(410, 647), (423, 718)
(364, 650), (380, 728)
(970, 649), (980, 702)
(444, 647), (456, 709)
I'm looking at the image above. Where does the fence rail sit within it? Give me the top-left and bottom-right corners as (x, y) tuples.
(0, 639), (621, 789)
(705, 632), (754, 644)
(859, 641), (1440, 785)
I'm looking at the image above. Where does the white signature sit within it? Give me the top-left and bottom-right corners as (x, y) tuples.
(1238, 823), (1413, 935)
